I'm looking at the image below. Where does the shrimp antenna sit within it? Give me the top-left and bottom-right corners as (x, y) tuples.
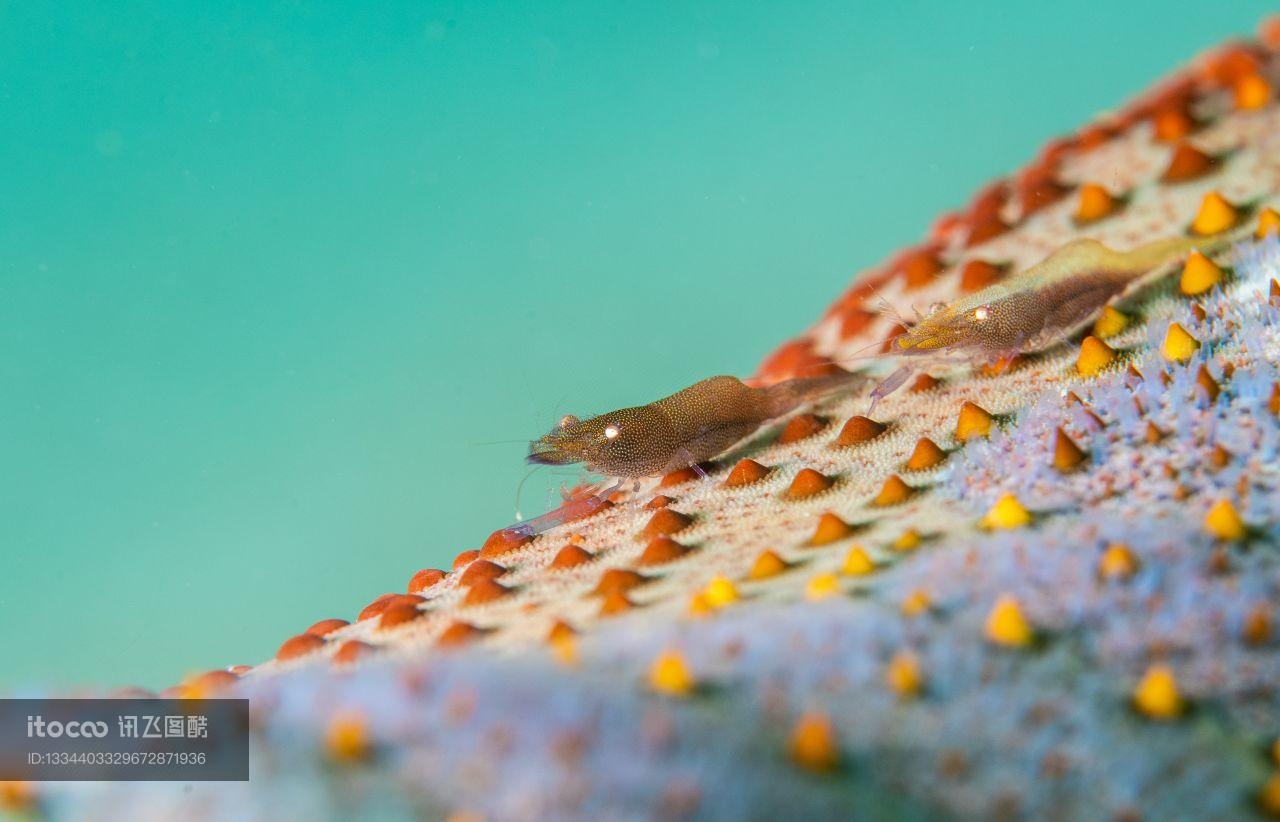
(512, 465), (541, 523)
(860, 281), (911, 328)
(813, 326), (912, 369)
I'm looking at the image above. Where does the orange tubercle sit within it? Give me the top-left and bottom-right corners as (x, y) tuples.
(479, 528), (532, 559)
(452, 550), (480, 570)
(407, 568), (445, 593)
(641, 507), (693, 539)
(638, 536), (693, 566)
(834, 416), (886, 446)
(1052, 428), (1087, 473)
(747, 549), (791, 579)
(898, 247), (944, 290)
(873, 475), (912, 506)
(660, 465), (703, 488)
(725, 458), (770, 487)
(1234, 72), (1272, 110)
(811, 512), (853, 546)
(786, 468), (834, 499)
(437, 621), (486, 647)
(956, 401), (994, 441)
(357, 593), (398, 622)
(1075, 183), (1119, 223)
(599, 590), (635, 616)
(549, 544), (594, 569)
(459, 559), (507, 587)
(592, 568), (649, 596)
(1160, 143), (1217, 183)
(904, 437), (946, 471)
(788, 712), (840, 773)
(463, 577), (512, 606)
(332, 640), (375, 666)
(1151, 105), (1195, 142)
(959, 259), (1004, 292)
(378, 602), (424, 629)
(778, 413), (827, 444)
(306, 618), (350, 638)
(276, 633), (326, 662)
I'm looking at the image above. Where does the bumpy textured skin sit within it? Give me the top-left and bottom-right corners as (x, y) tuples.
(15, 22), (1280, 822)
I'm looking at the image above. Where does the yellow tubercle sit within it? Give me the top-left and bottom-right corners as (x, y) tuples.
(1092, 305), (1129, 339)
(1258, 206), (1280, 239)
(1098, 543), (1139, 580)
(1204, 498), (1245, 540)
(687, 592), (713, 617)
(956, 401), (994, 441)
(841, 546), (876, 576)
(1132, 664), (1184, 720)
(984, 595), (1033, 647)
(981, 493), (1032, 530)
(702, 576), (739, 608)
(1162, 323), (1200, 362)
(326, 713), (372, 762)
(901, 589), (931, 617)
(885, 651), (923, 697)
(1190, 191), (1238, 235)
(892, 529), (921, 551)
(805, 573), (842, 601)
(1076, 335), (1117, 377)
(1179, 250), (1223, 296)
(1260, 773), (1280, 817)
(788, 712), (839, 773)
(747, 549), (789, 580)
(649, 651), (696, 696)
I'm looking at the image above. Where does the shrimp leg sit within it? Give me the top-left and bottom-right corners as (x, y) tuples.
(503, 480), (621, 538)
(866, 365), (915, 415)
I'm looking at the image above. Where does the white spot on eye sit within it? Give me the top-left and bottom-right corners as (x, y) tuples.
(604, 425), (620, 440)
(973, 307), (990, 321)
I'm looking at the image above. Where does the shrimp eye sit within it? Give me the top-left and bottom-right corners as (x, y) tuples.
(927, 302), (946, 316)
(603, 425), (620, 440)
(557, 414), (579, 431)
(972, 306), (990, 322)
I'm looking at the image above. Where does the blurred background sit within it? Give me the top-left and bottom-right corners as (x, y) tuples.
(0, 1), (1266, 688)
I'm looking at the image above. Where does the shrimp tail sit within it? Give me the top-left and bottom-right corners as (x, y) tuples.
(761, 371), (865, 417)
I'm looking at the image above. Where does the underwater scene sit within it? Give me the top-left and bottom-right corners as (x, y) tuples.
(5, 2), (1280, 819)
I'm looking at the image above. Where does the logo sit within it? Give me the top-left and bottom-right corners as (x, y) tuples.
(26, 716), (110, 739)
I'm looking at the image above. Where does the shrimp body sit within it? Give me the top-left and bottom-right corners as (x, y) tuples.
(894, 237), (1204, 357)
(860, 236), (1218, 412)
(527, 373), (861, 478)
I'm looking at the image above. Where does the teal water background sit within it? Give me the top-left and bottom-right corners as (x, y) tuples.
(1, 2), (1266, 688)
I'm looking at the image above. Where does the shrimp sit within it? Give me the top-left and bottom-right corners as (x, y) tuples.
(500, 372), (863, 537)
(863, 235), (1223, 410)
(527, 372), (864, 478)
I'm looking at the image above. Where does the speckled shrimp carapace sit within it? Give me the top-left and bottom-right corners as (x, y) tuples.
(504, 372), (864, 537)
(863, 235), (1224, 409)
(529, 373), (864, 477)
